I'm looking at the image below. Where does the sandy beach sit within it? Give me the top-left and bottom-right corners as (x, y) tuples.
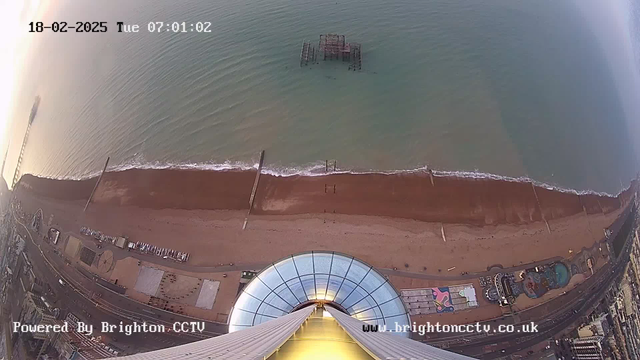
(14, 169), (635, 275)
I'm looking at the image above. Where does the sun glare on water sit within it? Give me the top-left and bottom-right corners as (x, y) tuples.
(0, 0), (43, 154)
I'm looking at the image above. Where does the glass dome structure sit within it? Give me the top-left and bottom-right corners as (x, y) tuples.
(229, 251), (411, 336)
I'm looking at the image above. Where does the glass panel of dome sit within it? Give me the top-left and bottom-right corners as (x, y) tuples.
(348, 295), (379, 314)
(341, 285), (370, 309)
(273, 257), (299, 281)
(265, 291), (295, 311)
(370, 283), (397, 304)
(378, 297), (406, 318)
(334, 279), (357, 304)
(345, 260), (370, 284)
(362, 303), (384, 320)
(325, 276), (343, 300)
(352, 308), (374, 321)
(353, 307), (381, 321)
(293, 253), (314, 275)
(314, 274), (330, 300)
(300, 274), (317, 299)
(244, 276), (272, 299)
(359, 269), (386, 294)
(234, 292), (262, 313)
(313, 252), (332, 274)
(229, 308), (256, 326)
(330, 254), (353, 276)
(258, 266), (287, 290)
(257, 301), (288, 318)
(364, 312), (384, 324)
(286, 278), (308, 303)
(274, 283), (298, 306)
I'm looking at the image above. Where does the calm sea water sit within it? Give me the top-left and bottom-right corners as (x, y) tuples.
(6, 0), (639, 193)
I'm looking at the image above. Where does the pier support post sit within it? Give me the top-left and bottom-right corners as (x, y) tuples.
(83, 157), (110, 213)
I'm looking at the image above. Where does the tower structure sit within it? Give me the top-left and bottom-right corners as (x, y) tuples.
(111, 252), (473, 359)
(12, 96), (40, 189)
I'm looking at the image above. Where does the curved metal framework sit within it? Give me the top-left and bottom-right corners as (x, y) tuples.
(228, 251), (410, 336)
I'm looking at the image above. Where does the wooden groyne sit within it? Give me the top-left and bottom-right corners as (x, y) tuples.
(83, 157), (110, 212)
(243, 150), (265, 229)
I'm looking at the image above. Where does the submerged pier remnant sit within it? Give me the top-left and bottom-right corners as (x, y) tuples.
(299, 40), (317, 67)
(299, 34), (362, 70)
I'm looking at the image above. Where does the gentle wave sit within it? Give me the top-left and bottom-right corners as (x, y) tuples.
(33, 158), (626, 198)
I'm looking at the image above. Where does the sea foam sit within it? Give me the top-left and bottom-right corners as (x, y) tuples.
(33, 158), (626, 198)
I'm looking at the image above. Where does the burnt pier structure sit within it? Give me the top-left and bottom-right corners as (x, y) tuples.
(300, 34), (362, 71)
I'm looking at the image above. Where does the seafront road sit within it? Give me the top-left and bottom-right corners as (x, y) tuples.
(10, 202), (227, 354)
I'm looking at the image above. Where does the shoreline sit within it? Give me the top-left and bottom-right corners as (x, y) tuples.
(17, 168), (636, 226)
(30, 162), (628, 197)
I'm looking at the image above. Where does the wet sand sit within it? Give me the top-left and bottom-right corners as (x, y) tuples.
(17, 169), (635, 226)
